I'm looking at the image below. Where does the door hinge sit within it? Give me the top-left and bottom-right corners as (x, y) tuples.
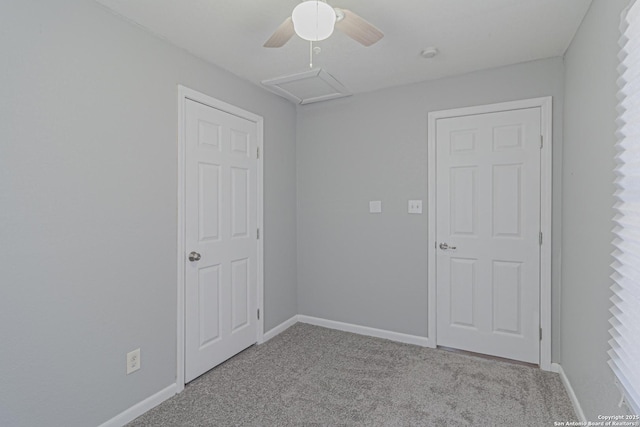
(257, 308), (260, 320)
(539, 232), (543, 245)
(257, 228), (260, 239)
(257, 147), (260, 159)
(540, 135), (543, 149)
(540, 327), (543, 341)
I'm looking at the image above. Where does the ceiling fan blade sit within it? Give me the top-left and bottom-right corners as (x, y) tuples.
(334, 9), (383, 47)
(264, 17), (295, 48)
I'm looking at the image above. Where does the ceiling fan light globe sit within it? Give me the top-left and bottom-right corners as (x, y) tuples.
(292, 1), (336, 42)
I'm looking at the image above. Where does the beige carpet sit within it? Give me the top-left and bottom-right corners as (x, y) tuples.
(128, 323), (576, 426)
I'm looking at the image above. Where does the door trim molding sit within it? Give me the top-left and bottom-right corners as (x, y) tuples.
(176, 85), (264, 392)
(427, 96), (552, 370)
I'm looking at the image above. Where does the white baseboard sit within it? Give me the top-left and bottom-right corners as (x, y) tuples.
(98, 383), (177, 427)
(297, 315), (432, 348)
(551, 363), (586, 422)
(262, 315), (299, 343)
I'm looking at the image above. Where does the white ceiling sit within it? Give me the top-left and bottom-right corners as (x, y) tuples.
(96, 0), (592, 95)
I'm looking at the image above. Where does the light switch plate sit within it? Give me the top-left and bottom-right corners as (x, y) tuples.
(369, 201), (382, 213)
(408, 200), (423, 214)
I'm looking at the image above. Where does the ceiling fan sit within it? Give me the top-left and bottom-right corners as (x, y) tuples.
(264, 0), (384, 48)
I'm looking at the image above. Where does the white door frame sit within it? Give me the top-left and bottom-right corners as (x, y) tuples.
(427, 97), (552, 371)
(176, 85), (264, 391)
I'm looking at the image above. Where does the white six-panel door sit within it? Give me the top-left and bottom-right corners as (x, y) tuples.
(435, 107), (541, 364)
(184, 99), (258, 382)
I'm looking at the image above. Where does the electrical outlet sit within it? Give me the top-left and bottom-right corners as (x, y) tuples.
(126, 348), (140, 375)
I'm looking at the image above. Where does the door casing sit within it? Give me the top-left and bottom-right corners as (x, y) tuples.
(427, 97), (552, 371)
(176, 85), (264, 391)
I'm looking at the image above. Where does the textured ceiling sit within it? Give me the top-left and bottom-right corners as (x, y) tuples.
(96, 0), (592, 95)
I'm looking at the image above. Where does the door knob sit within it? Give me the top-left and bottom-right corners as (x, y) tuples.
(439, 243), (456, 250)
(188, 251), (201, 262)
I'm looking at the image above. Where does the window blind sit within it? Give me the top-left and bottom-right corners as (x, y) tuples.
(610, 0), (640, 416)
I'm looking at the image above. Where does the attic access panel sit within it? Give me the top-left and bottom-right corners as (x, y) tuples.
(261, 69), (351, 105)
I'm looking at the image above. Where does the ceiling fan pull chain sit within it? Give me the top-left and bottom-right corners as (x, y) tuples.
(309, 41), (313, 68)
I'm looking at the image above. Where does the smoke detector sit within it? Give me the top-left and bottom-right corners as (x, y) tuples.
(420, 47), (439, 59)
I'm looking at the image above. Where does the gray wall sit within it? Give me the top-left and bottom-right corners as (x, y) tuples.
(0, 1), (297, 426)
(297, 58), (565, 353)
(561, 0), (628, 419)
